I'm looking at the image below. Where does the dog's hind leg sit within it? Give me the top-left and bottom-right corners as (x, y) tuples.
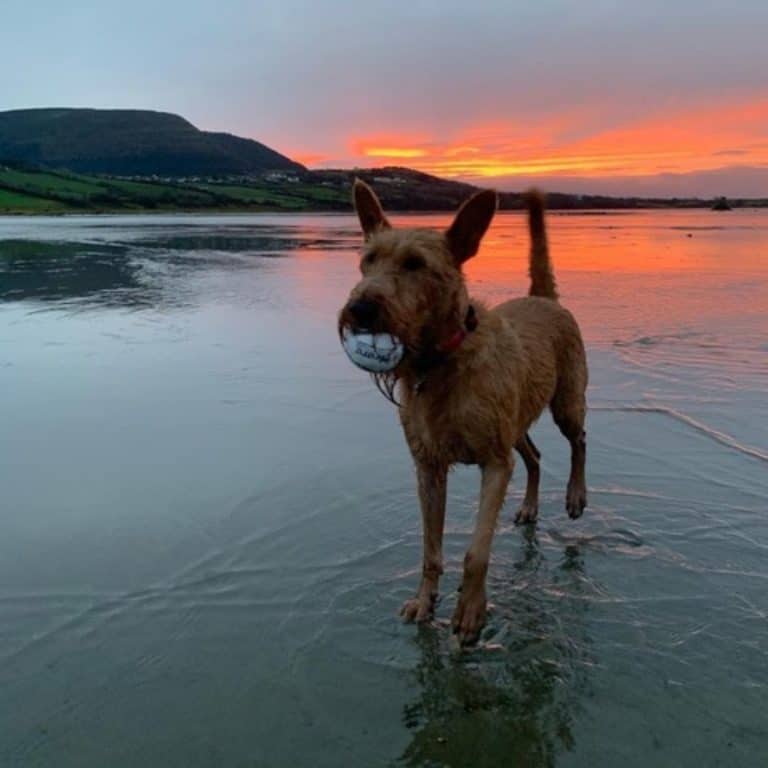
(401, 463), (447, 623)
(452, 459), (513, 644)
(551, 389), (587, 520)
(514, 434), (540, 525)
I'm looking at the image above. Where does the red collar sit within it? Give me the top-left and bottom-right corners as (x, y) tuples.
(437, 328), (467, 353)
(435, 305), (477, 354)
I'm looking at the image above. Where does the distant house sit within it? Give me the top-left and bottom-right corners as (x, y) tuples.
(262, 171), (298, 183)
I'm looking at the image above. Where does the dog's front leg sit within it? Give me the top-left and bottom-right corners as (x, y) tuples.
(452, 459), (513, 644)
(400, 463), (447, 623)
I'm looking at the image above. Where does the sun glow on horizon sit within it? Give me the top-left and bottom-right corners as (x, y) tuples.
(293, 96), (768, 188)
(361, 147), (429, 159)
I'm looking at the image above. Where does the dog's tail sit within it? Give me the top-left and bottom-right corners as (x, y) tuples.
(525, 189), (559, 300)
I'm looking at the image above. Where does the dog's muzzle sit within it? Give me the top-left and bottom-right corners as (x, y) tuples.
(346, 298), (380, 328)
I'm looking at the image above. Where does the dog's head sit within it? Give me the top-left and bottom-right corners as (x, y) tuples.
(338, 180), (497, 368)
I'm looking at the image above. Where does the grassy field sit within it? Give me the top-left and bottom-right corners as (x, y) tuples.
(0, 187), (73, 213)
(193, 183), (307, 209)
(2, 165), (760, 215)
(0, 167), (221, 211)
(0, 166), (352, 214)
(0, 167), (103, 196)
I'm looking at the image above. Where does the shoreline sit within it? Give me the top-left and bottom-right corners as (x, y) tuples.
(1, 204), (763, 218)
(3, 167), (765, 218)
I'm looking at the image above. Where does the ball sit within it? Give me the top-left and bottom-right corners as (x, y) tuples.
(340, 329), (404, 373)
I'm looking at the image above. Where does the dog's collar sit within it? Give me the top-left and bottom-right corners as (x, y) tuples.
(437, 328), (467, 354)
(436, 305), (477, 354)
(411, 305), (478, 390)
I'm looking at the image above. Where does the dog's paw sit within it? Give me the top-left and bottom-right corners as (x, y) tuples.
(400, 590), (437, 623)
(566, 483), (587, 519)
(514, 501), (539, 525)
(451, 588), (487, 646)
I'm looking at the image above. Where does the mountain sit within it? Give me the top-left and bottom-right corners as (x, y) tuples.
(0, 108), (304, 176)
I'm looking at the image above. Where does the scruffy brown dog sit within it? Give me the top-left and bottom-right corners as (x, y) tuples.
(339, 180), (588, 644)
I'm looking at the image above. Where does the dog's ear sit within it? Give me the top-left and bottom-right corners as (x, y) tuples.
(446, 189), (497, 264)
(353, 179), (391, 239)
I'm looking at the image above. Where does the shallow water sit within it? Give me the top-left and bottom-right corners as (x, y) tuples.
(0, 210), (766, 767)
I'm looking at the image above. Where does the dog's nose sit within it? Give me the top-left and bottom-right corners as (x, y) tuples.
(348, 299), (380, 328)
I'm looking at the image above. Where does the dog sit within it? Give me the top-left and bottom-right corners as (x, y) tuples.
(338, 180), (588, 644)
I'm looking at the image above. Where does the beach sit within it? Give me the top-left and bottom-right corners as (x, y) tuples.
(0, 209), (766, 766)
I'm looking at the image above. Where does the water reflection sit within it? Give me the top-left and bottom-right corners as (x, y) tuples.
(400, 531), (591, 768)
(0, 239), (150, 306)
(0, 210), (766, 765)
(0, 237), (284, 310)
(0, 219), (361, 312)
(119, 232), (347, 253)
(2, 211), (766, 357)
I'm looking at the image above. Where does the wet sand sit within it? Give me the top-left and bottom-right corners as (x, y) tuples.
(0, 210), (766, 766)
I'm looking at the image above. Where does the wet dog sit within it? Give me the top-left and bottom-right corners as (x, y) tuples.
(339, 181), (588, 644)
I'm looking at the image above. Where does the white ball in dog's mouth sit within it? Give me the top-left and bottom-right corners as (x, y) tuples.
(341, 328), (404, 373)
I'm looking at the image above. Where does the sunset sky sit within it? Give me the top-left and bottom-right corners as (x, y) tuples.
(2, 0), (767, 196)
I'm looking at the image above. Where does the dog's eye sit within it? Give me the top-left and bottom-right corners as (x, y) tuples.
(402, 255), (425, 271)
(362, 251), (376, 266)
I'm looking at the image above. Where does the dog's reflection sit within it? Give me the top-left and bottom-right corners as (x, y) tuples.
(400, 529), (591, 768)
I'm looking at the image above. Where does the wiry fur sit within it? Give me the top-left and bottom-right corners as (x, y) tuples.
(525, 189), (558, 300)
(340, 180), (588, 644)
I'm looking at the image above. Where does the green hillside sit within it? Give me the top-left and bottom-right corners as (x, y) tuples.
(0, 108), (303, 177)
(0, 164), (481, 214)
(0, 164), (350, 213)
(0, 187), (71, 213)
(1, 163), (762, 215)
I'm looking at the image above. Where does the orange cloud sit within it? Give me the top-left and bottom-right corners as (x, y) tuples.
(361, 147), (429, 159)
(444, 145), (481, 157)
(350, 133), (433, 161)
(287, 151), (332, 166)
(338, 96), (768, 182)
